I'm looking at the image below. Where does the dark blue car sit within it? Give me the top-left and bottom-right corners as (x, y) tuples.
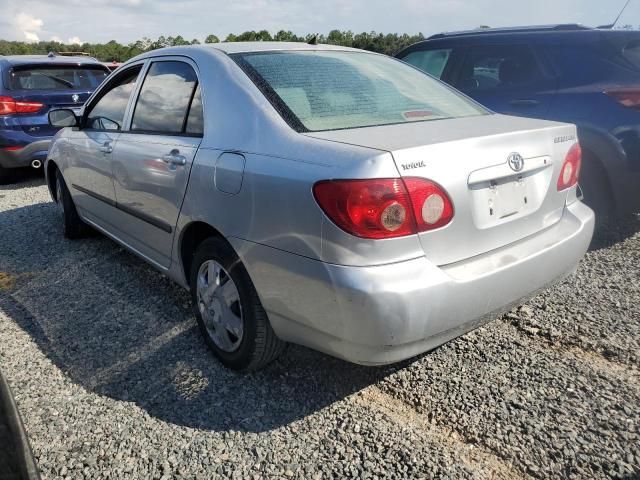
(396, 25), (640, 216)
(0, 53), (109, 184)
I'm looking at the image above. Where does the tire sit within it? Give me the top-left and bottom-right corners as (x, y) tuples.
(190, 237), (285, 371)
(55, 169), (87, 239)
(0, 165), (15, 185)
(579, 152), (614, 221)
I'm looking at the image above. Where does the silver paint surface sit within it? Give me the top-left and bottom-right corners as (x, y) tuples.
(46, 43), (595, 365)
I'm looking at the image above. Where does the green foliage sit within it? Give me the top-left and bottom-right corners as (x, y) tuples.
(0, 30), (425, 61)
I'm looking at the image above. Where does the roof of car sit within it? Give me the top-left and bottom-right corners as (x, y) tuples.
(130, 42), (363, 61)
(123, 42), (369, 66)
(396, 25), (640, 55)
(200, 41), (362, 54)
(0, 54), (105, 67)
(427, 24), (592, 39)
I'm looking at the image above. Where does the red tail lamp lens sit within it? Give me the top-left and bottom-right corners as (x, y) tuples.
(313, 177), (453, 239)
(557, 143), (582, 191)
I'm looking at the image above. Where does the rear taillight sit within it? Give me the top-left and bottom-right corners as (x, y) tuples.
(557, 143), (582, 191)
(313, 177), (454, 239)
(604, 88), (640, 109)
(0, 96), (44, 115)
(403, 178), (455, 231)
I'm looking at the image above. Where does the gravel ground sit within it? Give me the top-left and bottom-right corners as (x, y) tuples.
(0, 173), (638, 480)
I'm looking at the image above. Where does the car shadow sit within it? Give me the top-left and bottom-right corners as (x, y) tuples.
(589, 213), (640, 251)
(0, 199), (400, 433)
(0, 168), (44, 190)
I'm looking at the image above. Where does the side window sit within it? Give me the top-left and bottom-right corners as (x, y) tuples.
(186, 84), (203, 135)
(401, 49), (453, 79)
(85, 67), (140, 131)
(131, 61), (198, 134)
(457, 45), (543, 92)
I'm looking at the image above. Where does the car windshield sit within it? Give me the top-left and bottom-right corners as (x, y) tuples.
(9, 65), (109, 90)
(232, 50), (487, 132)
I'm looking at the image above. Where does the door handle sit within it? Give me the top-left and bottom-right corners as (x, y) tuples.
(509, 99), (540, 107)
(161, 150), (187, 166)
(98, 142), (113, 154)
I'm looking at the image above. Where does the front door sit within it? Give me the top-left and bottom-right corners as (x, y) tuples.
(65, 66), (142, 224)
(110, 60), (203, 268)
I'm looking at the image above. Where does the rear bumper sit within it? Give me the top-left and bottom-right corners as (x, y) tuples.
(0, 139), (51, 169)
(232, 201), (595, 365)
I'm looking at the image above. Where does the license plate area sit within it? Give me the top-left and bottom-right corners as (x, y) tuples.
(467, 156), (553, 230)
(488, 178), (528, 219)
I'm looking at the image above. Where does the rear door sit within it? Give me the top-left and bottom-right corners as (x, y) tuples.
(110, 59), (203, 268)
(7, 64), (109, 138)
(452, 44), (556, 118)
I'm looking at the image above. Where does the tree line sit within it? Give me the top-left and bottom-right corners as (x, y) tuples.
(0, 30), (426, 62)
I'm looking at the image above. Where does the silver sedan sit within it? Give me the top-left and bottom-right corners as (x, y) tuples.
(45, 42), (594, 371)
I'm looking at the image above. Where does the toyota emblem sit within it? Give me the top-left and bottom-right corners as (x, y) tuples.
(508, 152), (525, 172)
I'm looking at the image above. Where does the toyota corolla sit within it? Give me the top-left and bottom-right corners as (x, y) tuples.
(45, 43), (594, 371)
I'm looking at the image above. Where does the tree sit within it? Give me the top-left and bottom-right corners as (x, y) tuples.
(0, 30), (428, 61)
(274, 30), (300, 42)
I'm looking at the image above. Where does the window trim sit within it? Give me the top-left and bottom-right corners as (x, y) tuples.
(128, 59), (203, 138)
(81, 63), (144, 132)
(183, 83), (204, 136)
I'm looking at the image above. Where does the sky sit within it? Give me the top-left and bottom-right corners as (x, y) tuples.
(0, 0), (638, 45)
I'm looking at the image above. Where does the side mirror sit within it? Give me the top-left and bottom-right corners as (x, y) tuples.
(49, 109), (78, 128)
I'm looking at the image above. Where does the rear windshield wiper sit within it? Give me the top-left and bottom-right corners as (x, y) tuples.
(32, 72), (75, 88)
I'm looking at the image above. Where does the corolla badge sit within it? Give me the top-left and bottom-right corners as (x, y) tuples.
(508, 152), (525, 172)
(71, 94), (80, 103)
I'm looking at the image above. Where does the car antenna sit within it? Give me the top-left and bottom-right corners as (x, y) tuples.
(598, 0), (631, 29)
(307, 34), (318, 45)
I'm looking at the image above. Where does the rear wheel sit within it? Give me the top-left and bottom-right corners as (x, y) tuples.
(579, 152), (614, 221)
(190, 237), (285, 371)
(55, 169), (87, 239)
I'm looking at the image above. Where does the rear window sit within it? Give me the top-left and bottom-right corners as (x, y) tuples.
(8, 65), (109, 91)
(232, 51), (486, 132)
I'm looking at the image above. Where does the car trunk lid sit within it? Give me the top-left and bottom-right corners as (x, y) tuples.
(306, 114), (578, 265)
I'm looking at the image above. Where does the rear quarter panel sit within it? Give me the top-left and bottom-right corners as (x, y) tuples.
(174, 48), (425, 269)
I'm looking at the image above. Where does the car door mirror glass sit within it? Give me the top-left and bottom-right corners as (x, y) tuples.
(49, 109), (78, 127)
